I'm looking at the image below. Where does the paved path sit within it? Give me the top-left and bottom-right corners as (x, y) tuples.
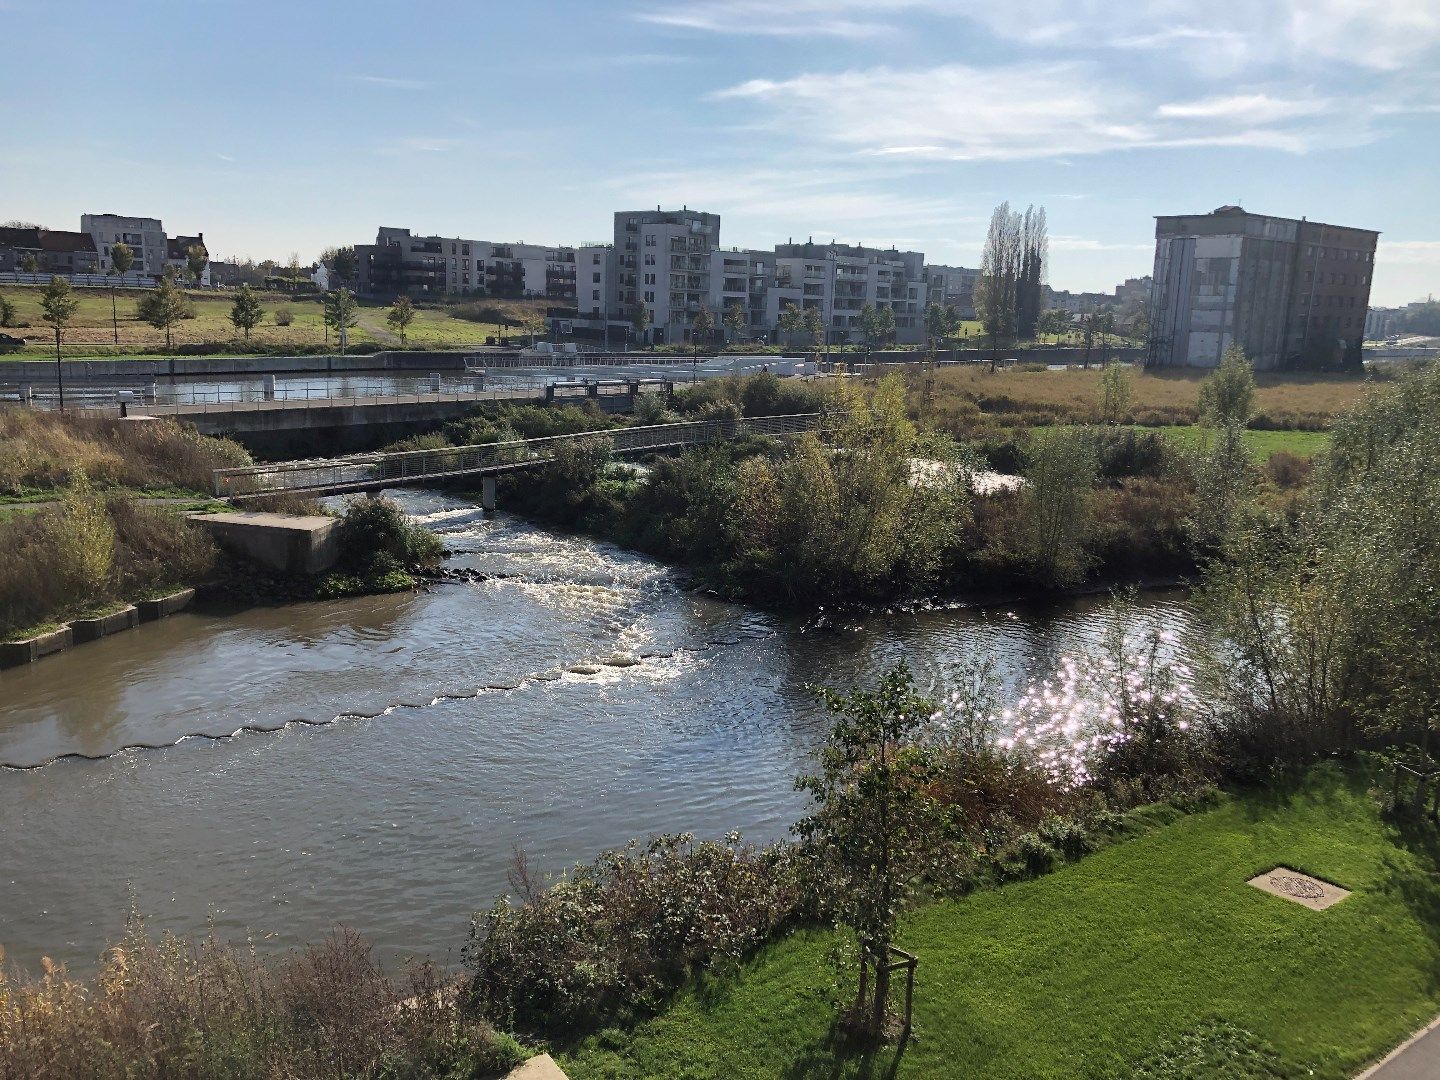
(1357, 1015), (1440, 1078)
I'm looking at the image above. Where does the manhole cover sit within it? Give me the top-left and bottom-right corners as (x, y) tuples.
(1246, 866), (1350, 910)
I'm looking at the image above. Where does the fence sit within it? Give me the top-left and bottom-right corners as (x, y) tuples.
(213, 412), (823, 499)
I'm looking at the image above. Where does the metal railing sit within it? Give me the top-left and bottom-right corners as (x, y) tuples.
(213, 412), (824, 499)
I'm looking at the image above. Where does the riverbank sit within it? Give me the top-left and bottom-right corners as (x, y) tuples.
(559, 764), (1440, 1080)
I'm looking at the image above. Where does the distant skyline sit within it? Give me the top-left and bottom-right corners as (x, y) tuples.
(1, 0), (1437, 305)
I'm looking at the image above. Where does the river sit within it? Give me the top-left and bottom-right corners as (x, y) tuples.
(0, 491), (1194, 975)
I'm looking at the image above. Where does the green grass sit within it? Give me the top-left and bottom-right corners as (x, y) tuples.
(0, 282), (550, 357)
(562, 766), (1440, 1079)
(1141, 425), (1332, 461)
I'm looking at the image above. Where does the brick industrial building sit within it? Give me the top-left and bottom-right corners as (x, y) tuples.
(1148, 206), (1378, 370)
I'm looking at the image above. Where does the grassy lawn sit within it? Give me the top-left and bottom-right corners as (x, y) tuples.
(563, 766), (1440, 1080)
(0, 282), (550, 357)
(1145, 425), (1332, 461)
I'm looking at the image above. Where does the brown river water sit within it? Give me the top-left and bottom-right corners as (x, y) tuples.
(0, 491), (1194, 974)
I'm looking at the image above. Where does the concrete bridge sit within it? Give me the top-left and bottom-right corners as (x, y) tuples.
(213, 412), (824, 508)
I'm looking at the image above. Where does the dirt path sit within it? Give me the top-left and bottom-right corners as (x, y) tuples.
(355, 313), (400, 346)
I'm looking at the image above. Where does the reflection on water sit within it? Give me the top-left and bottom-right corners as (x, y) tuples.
(0, 491), (1195, 973)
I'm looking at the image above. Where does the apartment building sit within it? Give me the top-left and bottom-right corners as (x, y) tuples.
(355, 227), (579, 300)
(81, 213), (168, 276)
(0, 226), (99, 274)
(709, 248), (775, 339)
(1149, 206), (1378, 370)
(576, 244), (613, 318)
(924, 264), (980, 319)
(613, 208), (721, 344)
(768, 241), (929, 345)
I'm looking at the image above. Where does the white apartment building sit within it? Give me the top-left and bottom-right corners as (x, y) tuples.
(924, 263), (980, 318)
(576, 244), (613, 318)
(81, 213), (168, 277)
(769, 242), (929, 345)
(709, 248), (774, 340)
(613, 208), (721, 344)
(358, 227), (579, 300)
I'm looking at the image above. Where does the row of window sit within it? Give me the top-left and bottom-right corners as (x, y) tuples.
(1304, 269), (1367, 287)
(1307, 245), (1371, 263)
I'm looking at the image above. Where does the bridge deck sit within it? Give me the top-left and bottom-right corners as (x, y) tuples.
(214, 413), (825, 500)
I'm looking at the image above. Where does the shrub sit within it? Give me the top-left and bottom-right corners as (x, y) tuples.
(333, 496), (443, 576)
(0, 922), (523, 1080)
(1264, 450), (1312, 488)
(273, 306), (294, 326)
(465, 833), (812, 1034)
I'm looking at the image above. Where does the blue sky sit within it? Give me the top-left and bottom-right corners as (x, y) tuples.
(2, 0), (1437, 304)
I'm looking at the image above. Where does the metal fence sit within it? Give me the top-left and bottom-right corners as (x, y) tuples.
(213, 412), (823, 499)
(1, 376), (672, 416)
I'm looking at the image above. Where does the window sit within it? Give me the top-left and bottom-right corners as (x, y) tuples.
(592, 272), (600, 283)
(645, 290), (655, 302)
(592, 289), (600, 300)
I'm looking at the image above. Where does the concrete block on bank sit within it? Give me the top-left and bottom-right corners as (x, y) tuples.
(136, 588), (196, 622)
(0, 626), (73, 668)
(196, 513), (340, 575)
(69, 605), (140, 643)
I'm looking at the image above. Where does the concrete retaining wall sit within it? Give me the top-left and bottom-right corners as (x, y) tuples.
(197, 513), (340, 575)
(0, 627), (73, 668)
(137, 588), (196, 622)
(70, 606), (140, 643)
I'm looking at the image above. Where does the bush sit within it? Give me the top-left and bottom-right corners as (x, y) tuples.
(464, 833), (813, 1034)
(0, 922), (523, 1080)
(333, 496), (443, 580)
(273, 306), (294, 326)
(1264, 450), (1312, 488)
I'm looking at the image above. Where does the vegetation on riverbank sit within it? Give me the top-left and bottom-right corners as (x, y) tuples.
(560, 765), (1439, 1080)
(0, 924), (524, 1080)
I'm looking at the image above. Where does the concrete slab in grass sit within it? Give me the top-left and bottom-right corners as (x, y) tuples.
(504, 1054), (570, 1080)
(1247, 867), (1350, 911)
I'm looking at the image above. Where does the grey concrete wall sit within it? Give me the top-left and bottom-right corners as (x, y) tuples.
(197, 514), (340, 575)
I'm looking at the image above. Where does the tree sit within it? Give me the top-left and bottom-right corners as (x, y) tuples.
(185, 244), (208, 287)
(631, 299), (651, 350)
(0, 293), (14, 328)
(778, 302), (805, 349)
(228, 283), (265, 341)
(1021, 426), (1098, 588)
(976, 203), (1021, 353)
(1016, 206), (1048, 340)
(287, 252), (303, 292)
(691, 303), (714, 350)
(802, 304), (825, 356)
(858, 303), (882, 361)
(322, 288), (359, 354)
(40, 276), (80, 410)
(1098, 360), (1132, 424)
(19, 253), (39, 274)
(1199, 344), (1256, 426)
(876, 304), (896, 347)
(137, 270), (192, 350)
(724, 300), (746, 344)
(386, 295), (415, 345)
(322, 246), (358, 288)
(795, 663), (955, 1039)
(106, 241), (135, 347)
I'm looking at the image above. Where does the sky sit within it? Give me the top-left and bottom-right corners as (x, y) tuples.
(1, 0), (1438, 305)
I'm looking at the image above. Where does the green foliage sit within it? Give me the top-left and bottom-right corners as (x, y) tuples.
(322, 288), (359, 352)
(1199, 344), (1257, 425)
(386, 295), (416, 344)
(135, 272), (193, 349)
(802, 305), (824, 350)
(273, 305), (294, 327)
(1127, 1020), (1292, 1079)
(1097, 360), (1133, 423)
(1019, 425), (1098, 588)
(0, 292), (15, 328)
(334, 495), (443, 576)
(227, 283), (264, 340)
(39, 275), (79, 353)
(184, 244), (208, 284)
(691, 303), (714, 346)
(724, 300), (746, 341)
(465, 833), (812, 1034)
(796, 663), (958, 1035)
(109, 241), (134, 276)
(1188, 420), (1256, 550)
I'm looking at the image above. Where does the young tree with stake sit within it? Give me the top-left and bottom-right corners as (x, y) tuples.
(386, 295), (416, 346)
(40, 276), (79, 411)
(137, 270), (192, 350)
(323, 288), (359, 355)
(108, 241), (134, 346)
(229, 284), (265, 341)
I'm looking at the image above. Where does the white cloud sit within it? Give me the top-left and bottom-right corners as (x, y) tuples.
(711, 63), (1380, 161)
(1377, 239), (1440, 264)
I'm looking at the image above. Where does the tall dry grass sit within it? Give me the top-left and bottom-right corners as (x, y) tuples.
(0, 490), (219, 636)
(915, 364), (1370, 436)
(0, 409), (251, 495)
(0, 924), (524, 1080)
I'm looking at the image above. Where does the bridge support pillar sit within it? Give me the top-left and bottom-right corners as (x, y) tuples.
(263, 374), (277, 401)
(481, 475), (497, 517)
